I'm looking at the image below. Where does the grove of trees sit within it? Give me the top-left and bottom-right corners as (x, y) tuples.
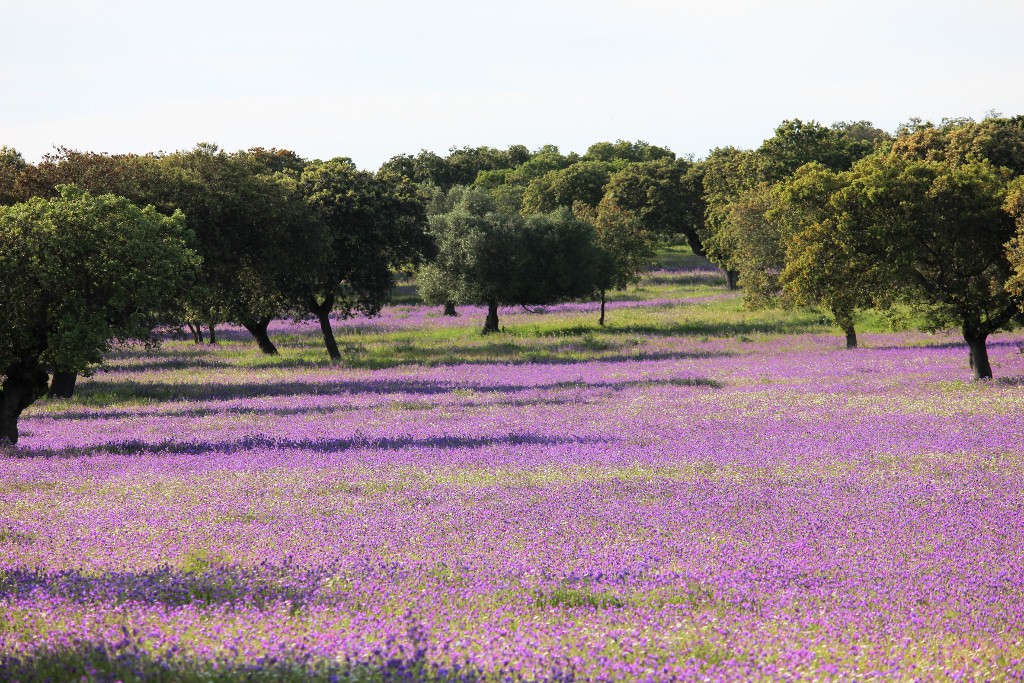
(3, 114), (1024, 443)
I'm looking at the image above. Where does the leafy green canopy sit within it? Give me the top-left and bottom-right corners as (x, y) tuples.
(418, 187), (602, 329)
(0, 186), (198, 443)
(0, 186), (198, 372)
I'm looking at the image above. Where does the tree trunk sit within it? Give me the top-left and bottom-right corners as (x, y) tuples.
(443, 302), (458, 317)
(685, 232), (707, 258)
(598, 289), (607, 326)
(844, 325), (857, 349)
(242, 319), (279, 355)
(187, 322), (204, 345)
(482, 300), (500, 334)
(0, 358), (49, 446)
(310, 297), (341, 361)
(963, 326), (992, 380)
(48, 370), (78, 399)
(208, 319), (217, 345)
(725, 269), (739, 291)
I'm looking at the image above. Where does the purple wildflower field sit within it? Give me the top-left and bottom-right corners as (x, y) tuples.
(2, 281), (1024, 680)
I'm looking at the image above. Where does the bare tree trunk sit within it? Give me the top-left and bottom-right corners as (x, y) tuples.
(598, 289), (607, 326)
(843, 325), (857, 349)
(310, 297), (341, 361)
(208, 319), (217, 345)
(1, 358), (49, 446)
(187, 322), (204, 345)
(963, 326), (992, 380)
(242, 319), (279, 355)
(48, 370), (77, 399)
(482, 300), (500, 334)
(725, 269), (739, 291)
(443, 302), (458, 317)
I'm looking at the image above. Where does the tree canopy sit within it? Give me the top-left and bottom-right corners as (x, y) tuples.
(0, 186), (198, 443)
(418, 187), (602, 332)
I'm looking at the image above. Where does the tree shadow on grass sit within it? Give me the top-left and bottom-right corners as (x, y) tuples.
(61, 372), (723, 407)
(1, 646), (538, 683)
(546, 318), (831, 339)
(868, 337), (1024, 352)
(33, 394), (586, 422)
(11, 432), (612, 459)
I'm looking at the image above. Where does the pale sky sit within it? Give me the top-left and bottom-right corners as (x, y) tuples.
(3, 0), (1023, 170)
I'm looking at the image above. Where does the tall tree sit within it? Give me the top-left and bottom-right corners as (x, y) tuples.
(154, 145), (323, 354)
(297, 159), (433, 360)
(698, 147), (767, 289)
(774, 164), (880, 348)
(846, 155), (1018, 377)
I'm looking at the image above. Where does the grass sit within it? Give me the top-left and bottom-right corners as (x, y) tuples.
(25, 246), (946, 412)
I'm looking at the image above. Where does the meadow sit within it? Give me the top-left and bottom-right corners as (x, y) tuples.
(2, 248), (1024, 682)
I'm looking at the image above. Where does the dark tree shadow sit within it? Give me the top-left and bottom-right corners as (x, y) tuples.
(57, 373), (723, 407)
(11, 432), (613, 458)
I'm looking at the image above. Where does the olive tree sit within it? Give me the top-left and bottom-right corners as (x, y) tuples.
(419, 187), (602, 333)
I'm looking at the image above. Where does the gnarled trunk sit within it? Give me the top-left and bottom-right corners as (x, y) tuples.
(187, 322), (204, 345)
(310, 296), (341, 361)
(242, 319), (278, 355)
(443, 302), (458, 317)
(598, 289), (607, 326)
(963, 325), (992, 380)
(48, 370), (78, 399)
(844, 326), (857, 350)
(1, 358), (49, 446)
(482, 300), (500, 334)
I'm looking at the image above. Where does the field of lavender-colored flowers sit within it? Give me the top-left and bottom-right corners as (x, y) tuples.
(2, 259), (1024, 682)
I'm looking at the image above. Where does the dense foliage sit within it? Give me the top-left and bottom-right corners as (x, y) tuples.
(0, 186), (197, 443)
(2, 118), (1024, 382)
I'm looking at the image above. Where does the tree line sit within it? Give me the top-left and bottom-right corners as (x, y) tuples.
(2, 116), (1024, 444)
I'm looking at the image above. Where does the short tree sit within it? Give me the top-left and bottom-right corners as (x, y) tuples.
(574, 199), (656, 325)
(0, 186), (198, 444)
(419, 187), (601, 332)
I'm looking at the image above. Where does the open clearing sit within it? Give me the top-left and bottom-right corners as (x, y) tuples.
(3, 251), (1023, 681)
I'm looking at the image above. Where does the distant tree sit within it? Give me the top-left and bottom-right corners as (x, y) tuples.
(0, 186), (198, 444)
(521, 161), (613, 214)
(419, 187), (601, 332)
(0, 147), (29, 206)
(17, 148), (161, 205)
(380, 145), (533, 191)
(473, 147), (575, 214)
(758, 119), (865, 181)
(601, 158), (704, 255)
(574, 199), (656, 325)
(297, 159), (433, 360)
(721, 183), (785, 308)
(583, 140), (675, 165)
